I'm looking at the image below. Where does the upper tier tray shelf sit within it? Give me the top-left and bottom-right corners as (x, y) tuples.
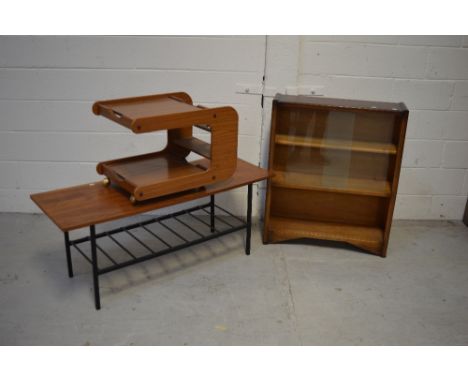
(93, 92), (215, 133)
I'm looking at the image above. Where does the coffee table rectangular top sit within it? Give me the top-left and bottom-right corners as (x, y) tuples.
(31, 159), (269, 232)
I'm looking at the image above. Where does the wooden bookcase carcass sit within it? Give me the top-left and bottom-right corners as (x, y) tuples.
(263, 95), (408, 257)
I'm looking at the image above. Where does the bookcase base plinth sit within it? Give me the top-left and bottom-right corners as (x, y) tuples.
(265, 216), (385, 257)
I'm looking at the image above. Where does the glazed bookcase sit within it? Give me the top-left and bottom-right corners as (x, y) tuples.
(263, 95), (408, 257)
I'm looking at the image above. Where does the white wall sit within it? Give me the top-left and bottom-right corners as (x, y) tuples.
(1, 35), (468, 220)
(0, 36), (266, 216)
(260, 36), (468, 220)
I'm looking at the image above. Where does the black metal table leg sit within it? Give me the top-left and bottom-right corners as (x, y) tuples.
(210, 195), (215, 233)
(64, 232), (73, 278)
(90, 225), (101, 310)
(245, 183), (253, 255)
(66, 195), (255, 309)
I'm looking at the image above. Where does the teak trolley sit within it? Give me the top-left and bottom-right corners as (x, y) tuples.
(93, 92), (238, 202)
(263, 95), (408, 257)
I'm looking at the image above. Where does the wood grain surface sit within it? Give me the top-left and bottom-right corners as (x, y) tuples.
(31, 159), (268, 232)
(93, 92), (239, 201)
(263, 95), (408, 257)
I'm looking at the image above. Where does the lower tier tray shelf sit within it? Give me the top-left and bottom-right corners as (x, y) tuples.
(100, 152), (206, 186)
(97, 152), (218, 202)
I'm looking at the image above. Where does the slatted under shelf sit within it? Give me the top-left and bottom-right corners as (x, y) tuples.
(275, 134), (397, 155)
(272, 170), (391, 197)
(69, 202), (247, 275)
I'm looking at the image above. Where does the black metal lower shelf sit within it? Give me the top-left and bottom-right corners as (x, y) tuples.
(69, 202), (247, 275)
(63, 184), (253, 310)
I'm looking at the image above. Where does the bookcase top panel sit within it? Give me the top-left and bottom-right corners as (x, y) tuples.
(275, 94), (408, 113)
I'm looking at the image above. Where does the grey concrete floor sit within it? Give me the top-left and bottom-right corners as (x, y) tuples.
(0, 213), (467, 345)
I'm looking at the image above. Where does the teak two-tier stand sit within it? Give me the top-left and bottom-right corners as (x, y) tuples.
(93, 92), (239, 202)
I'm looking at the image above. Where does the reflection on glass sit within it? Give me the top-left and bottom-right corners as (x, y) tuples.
(273, 107), (396, 196)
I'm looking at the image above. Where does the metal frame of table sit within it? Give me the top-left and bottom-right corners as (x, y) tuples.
(63, 185), (252, 310)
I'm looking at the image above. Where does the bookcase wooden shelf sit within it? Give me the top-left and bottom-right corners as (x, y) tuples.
(275, 134), (397, 155)
(263, 95), (408, 257)
(272, 170), (392, 197)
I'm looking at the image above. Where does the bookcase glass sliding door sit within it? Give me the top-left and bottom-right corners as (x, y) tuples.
(273, 106), (397, 198)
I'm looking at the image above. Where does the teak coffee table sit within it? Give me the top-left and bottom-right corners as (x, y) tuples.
(31, 159), (268, 310)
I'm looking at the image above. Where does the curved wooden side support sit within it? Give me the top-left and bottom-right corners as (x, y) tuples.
(206, 106), (238, 181)
(131, 106), (238, 202)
